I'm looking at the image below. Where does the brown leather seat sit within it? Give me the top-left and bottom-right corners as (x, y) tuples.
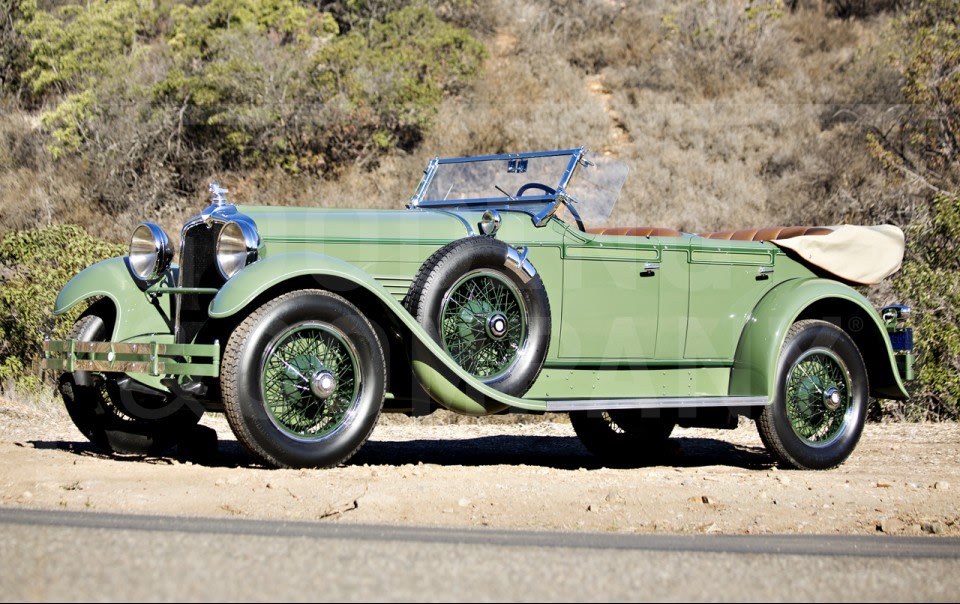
(700, 226), (833, 242)
(587, 226), (683, 238)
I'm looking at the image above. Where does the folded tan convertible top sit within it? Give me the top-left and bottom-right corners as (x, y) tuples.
(772, 224), (905, 285)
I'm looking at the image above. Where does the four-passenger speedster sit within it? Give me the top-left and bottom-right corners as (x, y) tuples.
(43, 147), (914, 470)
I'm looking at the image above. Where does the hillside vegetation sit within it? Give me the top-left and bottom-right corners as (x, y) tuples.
(0, 0), (957, 418)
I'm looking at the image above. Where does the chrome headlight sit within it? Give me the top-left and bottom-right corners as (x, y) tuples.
(479, 209), (502, 236)
(216, 218), (259, 279)
(128, 223), (173, 282)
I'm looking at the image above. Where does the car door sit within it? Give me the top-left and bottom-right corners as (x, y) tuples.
(559, 231), (668, 361)
(684, 237), (778, 360)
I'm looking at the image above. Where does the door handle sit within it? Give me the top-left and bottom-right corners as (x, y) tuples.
(641, 263), (660, 276)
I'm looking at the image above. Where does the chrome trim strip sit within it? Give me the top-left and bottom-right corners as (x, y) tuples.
(544, 396), (768, 412)
(434, 148), (583, 165)
(409, 157), (440, 207)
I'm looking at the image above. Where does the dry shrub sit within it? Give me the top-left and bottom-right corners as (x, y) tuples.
(657, 0), (792, 98)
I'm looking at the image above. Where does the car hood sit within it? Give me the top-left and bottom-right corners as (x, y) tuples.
(236, 206), (473, 242)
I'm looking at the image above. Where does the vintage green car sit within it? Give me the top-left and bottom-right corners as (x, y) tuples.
(42, 147), (913, 470)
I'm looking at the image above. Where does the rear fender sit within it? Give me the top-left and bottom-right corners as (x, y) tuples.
(730, 278), (908, 401)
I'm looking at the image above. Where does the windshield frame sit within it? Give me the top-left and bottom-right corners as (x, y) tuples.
(408, 147), (586, 226)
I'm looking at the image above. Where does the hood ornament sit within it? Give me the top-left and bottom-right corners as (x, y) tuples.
(201, 182), (237, 224)
(209, 182), (229, 206)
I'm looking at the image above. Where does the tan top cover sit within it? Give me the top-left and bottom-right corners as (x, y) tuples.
(772, 224), (905, 285)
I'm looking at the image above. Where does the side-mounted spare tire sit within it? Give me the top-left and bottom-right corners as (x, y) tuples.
(404, 237), (551, 397)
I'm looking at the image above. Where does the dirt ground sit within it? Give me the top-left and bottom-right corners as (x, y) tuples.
(1, 395), (958, 536)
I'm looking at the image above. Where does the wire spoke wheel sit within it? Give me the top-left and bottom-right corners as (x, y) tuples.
(223, 290), (385, 469)
(261, 323), (361, 441)
(404, 237), (551, 398)
(439, 270), (527, 380)
(756, 319), (868, 470)
(785, 348), (852, 447)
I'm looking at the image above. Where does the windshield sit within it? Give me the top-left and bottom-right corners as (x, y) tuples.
(409, 148), (628, 230)
(421, 154), (574, 203)
(563, 154), (628, 227)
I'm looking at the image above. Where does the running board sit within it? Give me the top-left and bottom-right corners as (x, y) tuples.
(544, 396), (768, 412)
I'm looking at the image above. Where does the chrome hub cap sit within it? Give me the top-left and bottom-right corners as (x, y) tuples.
(823, 386), (842, 411)
(310, 369), (337, 400)
(486, 312), (509, 340)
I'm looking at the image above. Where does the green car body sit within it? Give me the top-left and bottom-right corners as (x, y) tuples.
(43, 148), (912, 469)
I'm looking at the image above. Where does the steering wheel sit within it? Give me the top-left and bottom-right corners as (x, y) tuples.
(515, 182), (556, 197)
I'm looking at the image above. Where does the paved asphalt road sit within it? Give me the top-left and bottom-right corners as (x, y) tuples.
(1, 507), (958, 601)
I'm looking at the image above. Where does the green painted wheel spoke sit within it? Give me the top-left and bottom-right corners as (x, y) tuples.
(439, 270), (527, 380)
(261, 324), (361, 440)
(785, 349), (852, 446)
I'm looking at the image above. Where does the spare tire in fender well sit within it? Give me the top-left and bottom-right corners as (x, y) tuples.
(404, 237), (552, 399)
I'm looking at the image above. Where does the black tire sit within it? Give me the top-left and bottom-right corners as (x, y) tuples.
(221, 289), (385, 469)
(570, 410), (676, 466)
(756, 319), (869, 470)
(58, 313), (202, 455)
(403, 237), (551, 397)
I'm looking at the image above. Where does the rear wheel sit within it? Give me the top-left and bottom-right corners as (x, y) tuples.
(58, 312), (202, 455)
(221, 289), (385, 468)
(756, 320), (868, 470)
(570, 410), (675, 466)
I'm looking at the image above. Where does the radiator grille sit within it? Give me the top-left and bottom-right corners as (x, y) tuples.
(177, 222), (224, 343)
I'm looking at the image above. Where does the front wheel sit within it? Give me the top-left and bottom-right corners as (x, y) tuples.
(756, 320), (869, 470)
(58, 312), (202, 455)
(221, 289), (386, 469)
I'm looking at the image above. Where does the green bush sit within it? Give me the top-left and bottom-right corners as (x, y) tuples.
(16, 0), (486, 188)
(878, 0), (960, 418)
(895, 195), (960, 419)
(310, 6), (485, 161)
(0, 225), (124, 392)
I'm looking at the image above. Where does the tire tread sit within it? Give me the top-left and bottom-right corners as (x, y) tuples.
(221, 289), (385, 469)
(756, 319), (868, 470)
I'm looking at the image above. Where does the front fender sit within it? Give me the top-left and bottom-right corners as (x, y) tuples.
(730, 278), (908, 400)
(54, 256), (175, 342)
(208, 252), (544, 415)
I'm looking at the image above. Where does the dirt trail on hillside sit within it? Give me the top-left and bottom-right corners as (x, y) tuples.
(1, 397), (958, 536)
